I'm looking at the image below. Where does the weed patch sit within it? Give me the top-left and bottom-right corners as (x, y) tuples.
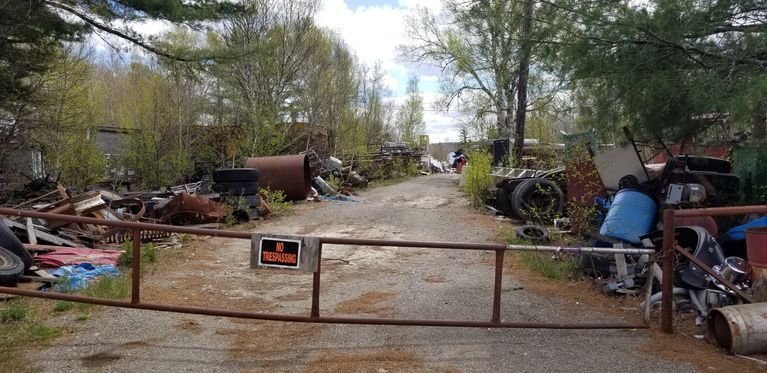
(0, 301), (27, 323)
(462, 151), (493, 209)
(119, 241), (157, 267)
(261, 187), (292, 216)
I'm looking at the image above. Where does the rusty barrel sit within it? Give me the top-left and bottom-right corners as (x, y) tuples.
(707, 303), (767, 355)
(245, 155), (310, 201)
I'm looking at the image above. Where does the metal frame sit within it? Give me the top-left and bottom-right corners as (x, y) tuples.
(0, 207), (649, 330)
(660, 205), (767, 333)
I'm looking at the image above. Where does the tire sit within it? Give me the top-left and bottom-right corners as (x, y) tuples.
(0, 222), (33, 270)
(515, 225), (549, 242)
(0, 246), (24, 287)
(511, 178), (564, 224)
(213, 168), (260, 183)
(213, 181), (260, 195)
(244, 195), (261, 208)
(495, 186), (516, 218)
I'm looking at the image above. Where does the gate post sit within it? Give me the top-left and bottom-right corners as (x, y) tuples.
(492, 249), (504, 323)
(661, 209), (675, 334)
(131, 229), (141, 304)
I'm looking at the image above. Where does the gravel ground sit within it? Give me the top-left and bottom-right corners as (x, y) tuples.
(30, 174), (695, 372)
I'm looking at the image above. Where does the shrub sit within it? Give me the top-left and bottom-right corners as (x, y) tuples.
(462, 150), (494, 209)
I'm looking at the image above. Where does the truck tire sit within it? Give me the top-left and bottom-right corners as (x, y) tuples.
(213, 181), (260, 195)
(0, 222), (33, 269)
(213, 168), (260, 183)
(511, 178), (564, 224)
(0, 246), (24, 287)
(495, 187), (516, 218)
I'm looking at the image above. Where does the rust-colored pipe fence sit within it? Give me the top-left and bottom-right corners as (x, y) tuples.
(0, 207), (646, 330)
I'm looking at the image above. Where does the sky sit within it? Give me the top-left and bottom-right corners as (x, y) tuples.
(315, 0), (460, 142)
(92, 0), (460, 142)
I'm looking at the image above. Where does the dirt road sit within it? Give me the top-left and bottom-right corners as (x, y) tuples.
(31, 174), (694, 372)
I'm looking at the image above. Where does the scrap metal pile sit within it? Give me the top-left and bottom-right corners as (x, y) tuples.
(488, 129), (767, 354)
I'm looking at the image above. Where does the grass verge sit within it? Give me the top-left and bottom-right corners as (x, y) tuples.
(0, 299), (64, 371)
(504, 229), (579, 282)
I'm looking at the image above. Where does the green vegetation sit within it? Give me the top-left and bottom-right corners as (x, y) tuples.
(0, 299), (64, 370)
(461, 151), (494, 209)
(505, 230), (579, 282)
(118, 241), (158, 267)
(516, 252), (579, 283)
(52, 301), (75, 313)
(261, 188), (292, 216)
(0, 302), (27, 323)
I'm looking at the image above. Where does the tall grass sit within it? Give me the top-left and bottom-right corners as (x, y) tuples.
(462, 150), (494, 209)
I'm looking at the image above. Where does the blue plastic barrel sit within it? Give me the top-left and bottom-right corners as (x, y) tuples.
(599, 188), (657, 244)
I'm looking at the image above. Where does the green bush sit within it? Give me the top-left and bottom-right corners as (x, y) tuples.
(0, 302), (27, 323)
(119, 241), (157, 267)
(261, 187), (292, 216)
(462, 151), (494, 209)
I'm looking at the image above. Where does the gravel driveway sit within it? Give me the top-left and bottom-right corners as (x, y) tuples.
(30, 174), (694, 372)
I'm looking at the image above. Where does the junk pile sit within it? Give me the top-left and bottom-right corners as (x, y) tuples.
(488, 129), (767, 354)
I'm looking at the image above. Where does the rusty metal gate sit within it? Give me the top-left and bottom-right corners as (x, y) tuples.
(0, 207), (654, 330)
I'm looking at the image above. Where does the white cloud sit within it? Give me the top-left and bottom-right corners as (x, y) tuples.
(316, 0), (458, 142)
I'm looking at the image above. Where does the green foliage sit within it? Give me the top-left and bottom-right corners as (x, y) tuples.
(75, 314), (91, 322)
(461, 151), (494, 209)
(397, 76), (426, 144)
(78, 275), (131, 302)
(25, 323), (61, 342)
(392, 157), (419, 178)
(52, 301), (75, 313)
(119, 241), (158, 267)
(261, 188), (292, 216)
(0, 302), (27, 323)
(561, 0), (767, 140)
(517, 252), (579, 282)
(113, 63), (197, 189)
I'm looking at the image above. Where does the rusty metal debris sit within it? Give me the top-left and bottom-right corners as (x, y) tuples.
(246, 155), (311, 201)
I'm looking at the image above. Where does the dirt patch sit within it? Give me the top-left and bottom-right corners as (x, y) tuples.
(81, 351), (122, 369)
(304, 348), (427, 373)
(335, 291), (396, 316)
(218, 320), (324, 362)
(423, 275), (446, 283)
(175, 319), (204, 335)
(640, 323), (766, 372)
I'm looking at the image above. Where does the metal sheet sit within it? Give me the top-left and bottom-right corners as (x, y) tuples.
(245, 155), (311, 201)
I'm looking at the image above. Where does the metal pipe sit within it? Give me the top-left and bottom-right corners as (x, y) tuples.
(0, 208), (655, 254)
(661, 209), (675, 334)
(0, 286), (647, 330)
(320, 236), (506, 250)
(505, 244), (655, 255)
(492, 250), (503, 323)
(311, 244), (322, 318)
(131, 229), (141, 304)
(674, 205), (767, 218)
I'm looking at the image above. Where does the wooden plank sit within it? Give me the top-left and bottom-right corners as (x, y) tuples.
(25, 218), (37, 245)
(2, 219), (80, 247)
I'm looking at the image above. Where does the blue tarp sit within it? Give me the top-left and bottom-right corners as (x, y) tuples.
(320, 195), (360, 203)
(724, 216), (767, 241)
(49, 263), (121, 292)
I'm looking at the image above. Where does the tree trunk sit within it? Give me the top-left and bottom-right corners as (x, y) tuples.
(513, 0), (534, 164)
